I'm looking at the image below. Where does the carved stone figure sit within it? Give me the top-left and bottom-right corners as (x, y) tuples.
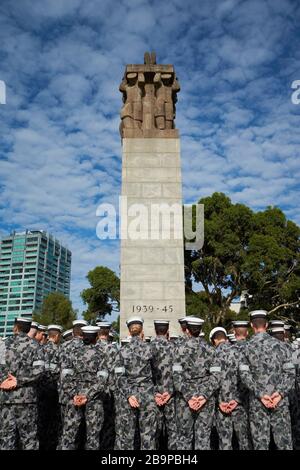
(154, 73), (180, 130)
(120, 53), (180, 138)
(119, 72), (145, 130)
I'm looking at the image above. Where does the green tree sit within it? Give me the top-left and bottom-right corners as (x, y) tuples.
(81, 266), (120, 323)
(186, 193), (300, 325)
(112, 315), (120, 335)
(33, 292), (76, 330)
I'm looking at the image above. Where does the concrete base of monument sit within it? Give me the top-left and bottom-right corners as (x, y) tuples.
(120, 138), (186, 339)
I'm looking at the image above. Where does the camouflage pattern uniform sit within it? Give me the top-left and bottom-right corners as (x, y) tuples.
(61, 340), (109, 450)
(114, 335), (158, 450)
(172, 336), (222, 450)
(215, 341), (251, 450)
(57, 337), (83, 435)
(289, 340), (300, 449)
(0, 333), (44, 450)
(239, 332), (295, 450)
(113, 341), (133, 450)
(38, 340), (61, 450)
(97, 339), (118, 449)
(150, 335), (177, 449)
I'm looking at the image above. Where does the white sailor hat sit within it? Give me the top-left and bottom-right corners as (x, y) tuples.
(199, 332), (205, 337)
(47, 324), (63, 333)
(30, 321), (39, 329)
(145, 336), (152, 342)
(269, 320), (284, 327)
(96, 321), (111, 328)
(249, 310), (268, 319)
(126, 316), (144, 327)
(230, 337), (237, 343)
(72, 319), (88, 327)
(284, 324), (292, 331)
(232, 321), (249, 328)
(37, 324), (47, 331)
(185, 317), (204, 326)
(209, 327), (227, 342)
(178, 317), (187, 324)
(15, 317), (32, 324)
(62, 329), (73, 339)
(170, 335), (179, 340)
(269, 327), (285, 334)
(81, 326), (100, 335)
(121, 338), (131, 345)
(154, 319), (170, 325)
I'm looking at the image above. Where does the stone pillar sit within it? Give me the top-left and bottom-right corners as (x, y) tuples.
(119, 54), (185, 339)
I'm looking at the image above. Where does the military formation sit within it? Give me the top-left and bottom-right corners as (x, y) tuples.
(0, 310), (300, 450)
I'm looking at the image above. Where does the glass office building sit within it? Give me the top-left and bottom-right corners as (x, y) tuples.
(0, 230), (72, 337)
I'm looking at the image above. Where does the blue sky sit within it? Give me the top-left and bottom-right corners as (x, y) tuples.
(0, 0), (299, 317)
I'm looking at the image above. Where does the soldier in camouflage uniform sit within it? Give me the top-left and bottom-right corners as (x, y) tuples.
(96, 321), (118, 449)
(38, 324), (63, 450)
(291, 337), (300, 449)
(173, 317), (222, 450)
(62, 329), (73, 342)
(270, 325), (300, 450)
(231, 320), (252, 449)
(61, 325), (109, 450)
(113, 317), (158, 450)
(176, 317), (188, 345)
(35, 324), (47, 344)
(150, 320), (177, 450)
(113, 338), (132, 450)
(57, 319), (87, 446)
(239, 310), (295, 450)
(0, 318), (45, 450)
(210, 325), (251, 450)
(27, 321), (39, 340)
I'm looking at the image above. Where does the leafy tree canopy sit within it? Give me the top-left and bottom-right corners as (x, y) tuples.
(186, 193), (300, 326)
(33, 292), (76, 330)
(81, 266), (120, 323)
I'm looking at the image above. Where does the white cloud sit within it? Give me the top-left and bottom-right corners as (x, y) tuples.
(0, 0), (299, 313)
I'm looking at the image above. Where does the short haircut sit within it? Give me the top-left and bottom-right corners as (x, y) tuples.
(16, 321), (31, 334)
(155, 324), (169, 336)
(99, 327), (110, 337)
(213, 331), (227, 342)
(129, 323), (143, 336)
(186, 325), (201, 337)
(234, 326), (248, 336)
(73, 325), (83, 337)
(252, 318), (267, 329)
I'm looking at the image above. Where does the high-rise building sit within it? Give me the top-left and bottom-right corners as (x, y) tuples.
(0, 230), (71, 336)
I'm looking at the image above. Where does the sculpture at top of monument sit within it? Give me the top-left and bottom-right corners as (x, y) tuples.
(119, 72), (145, 130)
(119, 52), (180, 139)
(154, 72), (180, 130)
